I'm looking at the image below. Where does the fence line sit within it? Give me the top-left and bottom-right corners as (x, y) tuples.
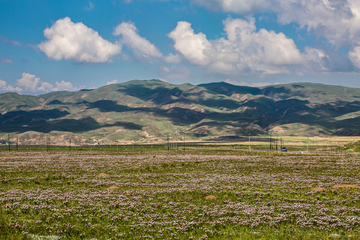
(0, 142), (352, 155)
(0, 134), (356, 154)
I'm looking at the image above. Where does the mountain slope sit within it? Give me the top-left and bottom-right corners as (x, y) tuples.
(1, 80), (360, 144)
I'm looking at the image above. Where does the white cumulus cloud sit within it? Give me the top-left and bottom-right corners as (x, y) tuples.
(114, 21), (178, 64)
(303, 46), (355, 73)
(106, 79), (118, 85)
(168, 21), (212, 66)
(164, 53), (182, 64)
(192, 0), (360, 47)
(37, 81), (54, 92)
(53, 80), (76, 91)
(158, 66), (192, 80)
(0, 79), (22, 92)
(15, 73), (77, 93)
(349, 46), (360, 69)
(224, 79), (277, 87)
(277, 0), (360, 47)
(192, 0), (270, 15)
(16, 73), (42, 92)
(38, 17), (121, 63)
(303, 47), (329, 72)
(114, 21), (163, 63)
(168, 17), (304, 75)
(191, 0), (360, 71)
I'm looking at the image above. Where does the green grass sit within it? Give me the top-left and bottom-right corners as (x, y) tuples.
(0, 142), (346, 153)
(1, 150), (360, 239)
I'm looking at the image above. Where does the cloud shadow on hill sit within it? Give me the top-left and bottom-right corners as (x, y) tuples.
(0, 111), (143, 133)
(87, 100), (206, 125)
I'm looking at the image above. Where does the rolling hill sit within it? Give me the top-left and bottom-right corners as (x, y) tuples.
(1, 79), (360, 145)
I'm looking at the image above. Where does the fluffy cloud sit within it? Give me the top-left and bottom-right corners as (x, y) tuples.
(191, 0), (360, 70)
(114, 21), (179, 64)
(114, 21), (163, 63)
(349, 47), (360, 69)
(53, 80), (76, 91)
(16, 73), (42, 92)
(192, 0), (360, 47)
(106, 79), (118, 85)
(303, 47), (355, 73)
(38, 17), (121, 63)
(277, 0), (360, 47)
(15, 73), (77, 93)
(0, 58), (14, 63)
(168, 21), (212, 66)
(158, 66), (192, 80)
(168, 17), (303, 75)
(37, 81), (54, 92)
(192, 0), (270, 15)
(224, 79), (278, 87)
(0, 75), (78, 93)
(164, 53), (182, 64)
(0, 79), (22, 92)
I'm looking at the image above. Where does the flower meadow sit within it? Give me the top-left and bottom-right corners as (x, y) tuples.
(0, 150), (360, 239)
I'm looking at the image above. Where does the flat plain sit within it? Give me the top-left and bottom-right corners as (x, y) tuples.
(1, 150), (360, 239)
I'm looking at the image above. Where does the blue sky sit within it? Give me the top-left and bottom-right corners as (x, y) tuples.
(1, 0), (360, 94)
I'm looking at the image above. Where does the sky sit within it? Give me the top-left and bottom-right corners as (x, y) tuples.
(1, 0), (360, 95)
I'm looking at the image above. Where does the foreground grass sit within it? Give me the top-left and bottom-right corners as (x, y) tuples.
(0, 150), (360, 239)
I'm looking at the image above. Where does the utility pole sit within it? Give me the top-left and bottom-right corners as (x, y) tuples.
(248, 133), (251, 150)
(167, 133), (170, 151)
(269, 132), (272, 150)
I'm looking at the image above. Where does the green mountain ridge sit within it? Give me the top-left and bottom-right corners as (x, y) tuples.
(1, 80), (360, 144)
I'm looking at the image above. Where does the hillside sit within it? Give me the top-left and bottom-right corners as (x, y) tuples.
(1, 80), (360, 145)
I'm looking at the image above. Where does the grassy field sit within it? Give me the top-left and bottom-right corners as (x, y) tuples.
(2, 135), (359, 152)
(1, 150), (360, 239)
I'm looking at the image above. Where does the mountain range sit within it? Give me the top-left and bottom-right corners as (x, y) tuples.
(1, 79), (360, 145)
